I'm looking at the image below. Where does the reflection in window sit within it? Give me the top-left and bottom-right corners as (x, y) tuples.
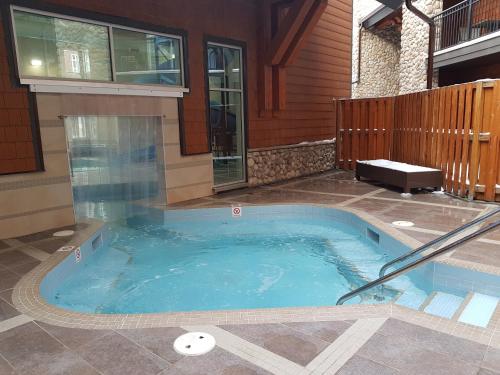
(113, 28), (182, 86)
(13, 10), (111, 81)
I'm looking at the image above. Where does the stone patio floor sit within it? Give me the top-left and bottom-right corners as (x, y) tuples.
(1, 169), (500, 374)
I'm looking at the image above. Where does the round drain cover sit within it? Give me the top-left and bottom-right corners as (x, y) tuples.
(173, 332), (215, 356)
(392, 220), (415, 227)
(53, 230), (74, 237)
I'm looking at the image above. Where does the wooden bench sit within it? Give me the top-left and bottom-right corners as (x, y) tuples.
(356, 159), (442, 193)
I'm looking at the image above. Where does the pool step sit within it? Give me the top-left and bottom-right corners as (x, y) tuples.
(423, 292), (464, 319)
(399, 290), (500, 328)
(458, 293), (499, 328)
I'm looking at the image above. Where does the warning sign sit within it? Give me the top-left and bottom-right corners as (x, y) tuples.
(74, 247), (82, 263)
(232, 206), (242, 217)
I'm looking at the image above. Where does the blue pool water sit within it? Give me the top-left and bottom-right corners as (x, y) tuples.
(43, 205), (436, 314)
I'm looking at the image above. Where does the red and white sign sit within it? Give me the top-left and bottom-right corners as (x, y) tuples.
(74, 247), (82, 263)
(232, 206), (242, 217)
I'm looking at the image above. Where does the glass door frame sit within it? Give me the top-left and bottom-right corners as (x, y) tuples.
(205, 39), (247, 188)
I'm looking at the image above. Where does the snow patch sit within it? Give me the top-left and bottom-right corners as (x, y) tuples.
(357, 159), (440, 172)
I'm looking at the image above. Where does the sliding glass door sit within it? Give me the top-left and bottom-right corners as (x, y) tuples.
(207, 42), (245, 186)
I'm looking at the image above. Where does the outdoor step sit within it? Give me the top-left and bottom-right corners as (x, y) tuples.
(424, 292), (464, 319)
(458, 293), (499, 328)
(395, 290), (429, 310)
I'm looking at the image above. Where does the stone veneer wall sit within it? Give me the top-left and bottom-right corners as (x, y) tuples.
(247, 140), (336, 186)
(399, 0), (442, 93)
(352, 27), (401, 98)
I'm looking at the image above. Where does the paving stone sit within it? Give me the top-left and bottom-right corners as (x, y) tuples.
(283, 320), (354, 342)
(0, 355), (17, 375)
(162, 347), (272, 375)
(377, 319), (488, 364)
(0, 250), (39, 269)
(118, 326), (186, 364)
(220, 323), (329, 366)
(482, 347), (500, 373)
(0, 270), (21, 293)
(0, 300), (19, 322)
(36, 321), (112, 350)
(76, 331), (170, 375)
(357, 333), (479, 375)
(337, 355), (399, 375)
(478, 368), (500, 375)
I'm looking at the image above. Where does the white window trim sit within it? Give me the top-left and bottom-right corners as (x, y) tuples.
(10, 5), (187, 95)
(22, 78), (189, 97)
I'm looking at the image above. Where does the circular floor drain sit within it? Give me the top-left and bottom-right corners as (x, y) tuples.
(392, 220), (415, 227)
(174, 332), (215, 356)
(53, 230), (75, 237)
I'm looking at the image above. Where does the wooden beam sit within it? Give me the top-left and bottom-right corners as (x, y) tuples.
(281, 0), (328, 67)
(266, 0), (316, 66)
(257, 0), (274, 113)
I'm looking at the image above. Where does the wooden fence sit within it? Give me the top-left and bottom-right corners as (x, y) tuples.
(335, 80), (500, 201)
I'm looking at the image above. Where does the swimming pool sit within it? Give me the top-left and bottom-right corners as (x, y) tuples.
(40, 205), (500, 315)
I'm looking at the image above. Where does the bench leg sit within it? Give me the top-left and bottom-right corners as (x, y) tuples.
(355, 174), (360, 181)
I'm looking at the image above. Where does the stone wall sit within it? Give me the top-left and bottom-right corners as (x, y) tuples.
(352, 27), (401, 98)
(399, 0), (442, 93)
(247, 140), (336, 186)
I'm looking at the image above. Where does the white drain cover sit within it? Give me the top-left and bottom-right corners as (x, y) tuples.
(392, 220), (415, 227)
(174, 332), (215, 356)
(53, 230), (74, 237)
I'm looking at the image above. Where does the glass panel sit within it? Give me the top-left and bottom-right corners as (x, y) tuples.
(207, 45), (224, 89)
(112, 28), (182, 86)
(224, 47), (241, 90)
(210, 90), (244, 185)
(65, 116), (165, 221)
(13, 10), (111, 81)
(207, 45), (241, 90)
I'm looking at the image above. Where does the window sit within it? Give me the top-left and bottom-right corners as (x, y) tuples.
(113, 28), (182, 86)
(11, 7), (184, 88)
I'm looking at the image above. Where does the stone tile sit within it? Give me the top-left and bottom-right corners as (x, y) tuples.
(235, 189), (350, 205)
(479, 368), (500, 375)
(0, 249), (39, 269)
(482, 347), (500, 373)
(0, 300), (19, 322)
(118, 327), (186, 364)
(377, 319), (487, 365)
(452, 241), (500, 268)
(291, 178), (382, 195)
(162, 347), (272, 375)
(337, 355), (398, 375)
(0, 289), (13, 305)
(0, 270), (21, 293)
(76, 331), (169, 375)
(283, 320), (353, 342)
(32, 237), (72, 254)
(9, 260), (41, 276)
(0, 240), (10, 251)
(220, 323), (329, 366)
(0, 355), (17, 375)
(36, 321), (112, 350)
(357, 333), (479, 375)
(15, 223), (86, 243)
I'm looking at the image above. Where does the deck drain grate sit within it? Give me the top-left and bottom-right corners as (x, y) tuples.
(173, 332), (215, 356)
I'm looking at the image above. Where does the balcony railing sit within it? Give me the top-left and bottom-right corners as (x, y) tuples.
(433, 0), (500, 51)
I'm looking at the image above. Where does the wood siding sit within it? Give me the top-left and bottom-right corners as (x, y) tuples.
(0, 0), (351, 174)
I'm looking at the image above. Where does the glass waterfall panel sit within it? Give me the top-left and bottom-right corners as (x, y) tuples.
(64, 116), (165, 221)
(13, 10), (111, 81)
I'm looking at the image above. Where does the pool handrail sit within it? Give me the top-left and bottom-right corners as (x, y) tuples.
(378, 207), (500, 278)
(336, 217), (500, 305)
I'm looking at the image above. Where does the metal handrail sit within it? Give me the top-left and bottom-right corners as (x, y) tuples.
(379, 207), (500, 278)
(336, 218), (500, 305)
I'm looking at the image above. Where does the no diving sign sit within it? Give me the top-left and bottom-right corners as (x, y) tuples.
(232, 205), (242, 217)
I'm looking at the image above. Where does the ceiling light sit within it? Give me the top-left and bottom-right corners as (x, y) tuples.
(30, 59), (43, 66)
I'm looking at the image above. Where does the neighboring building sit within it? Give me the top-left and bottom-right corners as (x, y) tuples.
(0, 0), (352, 238)
(352, 0), (500, 97)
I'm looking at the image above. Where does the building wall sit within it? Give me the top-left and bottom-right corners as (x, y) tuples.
(352, 26), (401, 98)
(399, 0), (442, 94)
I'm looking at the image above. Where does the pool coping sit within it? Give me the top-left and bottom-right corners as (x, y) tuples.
(10, 203), (500, 348)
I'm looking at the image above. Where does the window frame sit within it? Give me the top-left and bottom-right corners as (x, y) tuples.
(10, 5), (187, 92)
